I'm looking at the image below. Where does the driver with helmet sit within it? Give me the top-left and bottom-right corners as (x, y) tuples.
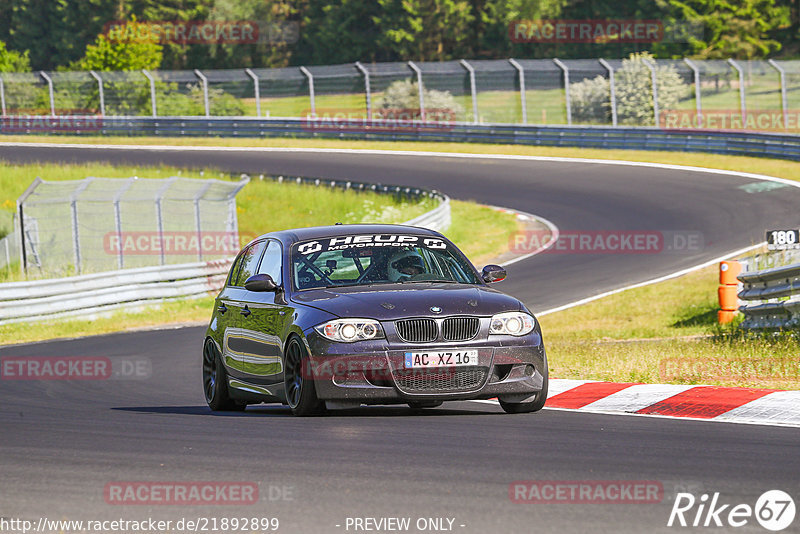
(387, 249), (426, 282)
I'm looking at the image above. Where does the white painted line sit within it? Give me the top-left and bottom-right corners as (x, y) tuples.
(713, 391), (800, 425)
(2, 142), (799, 191)
(535, 242), (764, 316)
(579, 383), (695, 413)
(484, 204), (560, 267)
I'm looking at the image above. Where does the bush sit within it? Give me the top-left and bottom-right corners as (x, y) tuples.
(569, 52), (689, 126)
(377, 79), (462, 120)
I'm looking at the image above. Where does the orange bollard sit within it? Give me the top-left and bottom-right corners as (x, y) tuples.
(718, 260), (741, 324)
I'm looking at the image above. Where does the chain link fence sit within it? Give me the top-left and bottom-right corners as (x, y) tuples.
(14, 176), (248, 276)
(1, 58), (799, 131)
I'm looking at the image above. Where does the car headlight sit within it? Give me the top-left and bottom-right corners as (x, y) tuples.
(489, 311), (535, 336)
(314, 319), (385, 342)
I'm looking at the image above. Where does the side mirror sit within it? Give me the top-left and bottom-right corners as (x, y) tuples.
(245, 273), (278, 292)
(482, 264), (507, 283)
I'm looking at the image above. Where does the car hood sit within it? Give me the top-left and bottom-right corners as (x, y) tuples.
(290, 283), (523, 320)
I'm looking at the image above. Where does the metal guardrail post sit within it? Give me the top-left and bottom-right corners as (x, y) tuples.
(408, 61), (425, 121)
(508, 59), (526, 124)
(142, 70), (157, 117)
(17, 177), (42, 275)
(683, 58), (702, 127)
(0, 75), (6, 116)
(460, 59), (478, 124)
(112, 177), (137, 269)
(193, 181), (213, 262)
(553, 59), (571, 125)
(154, 177), (178, 266)
(768, 59), (788, 128)
(70, 178), (94, 274)
(244, 68), (260, 117)
(727, 59), (746, 124)
(354, 61), (371, 118)
(643, 59), (659, 126)
(89, 71), (105, 117)
(194, 69), (210, 117)
(598, 59), (617, 127)
(299, 66), (315, 115)
(40, 71), (55, 117)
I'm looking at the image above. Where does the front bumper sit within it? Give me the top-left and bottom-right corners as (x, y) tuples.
(304, 330), (546, 404)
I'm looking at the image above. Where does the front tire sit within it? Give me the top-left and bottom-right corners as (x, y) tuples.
(203, 339), (246, 412)
(499, 367), (548, 414)
(283, 337), (326, 417)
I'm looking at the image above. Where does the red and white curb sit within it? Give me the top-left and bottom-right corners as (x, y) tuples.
(478, 379), (800, 427)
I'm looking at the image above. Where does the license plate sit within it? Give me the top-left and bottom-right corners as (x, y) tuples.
(404, 350), (478, 368)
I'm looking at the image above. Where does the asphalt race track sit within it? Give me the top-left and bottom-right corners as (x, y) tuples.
(1, 144), (799, 533)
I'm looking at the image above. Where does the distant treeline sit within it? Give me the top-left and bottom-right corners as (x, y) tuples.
(0, 0), (798, 71)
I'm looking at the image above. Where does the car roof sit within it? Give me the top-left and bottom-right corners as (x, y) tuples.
(255, 224), (445, 247)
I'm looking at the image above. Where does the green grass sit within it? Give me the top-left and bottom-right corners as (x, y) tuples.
(539, 263), (800, 390)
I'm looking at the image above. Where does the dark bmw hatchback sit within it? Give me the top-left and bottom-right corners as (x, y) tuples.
(203, 224), (548, 416)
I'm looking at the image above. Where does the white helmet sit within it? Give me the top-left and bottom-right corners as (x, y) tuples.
(387, 250), (425, 282)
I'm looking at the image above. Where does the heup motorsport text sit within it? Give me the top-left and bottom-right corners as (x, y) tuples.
(297, 234), (448, 255)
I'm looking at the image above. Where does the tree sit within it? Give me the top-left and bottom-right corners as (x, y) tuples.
(70, 17), (163, 71)
(0, 39), (31, 72)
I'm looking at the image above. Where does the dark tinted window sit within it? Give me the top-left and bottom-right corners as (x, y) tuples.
(233, 240), (266, 287)
(257, 240), (282, 282)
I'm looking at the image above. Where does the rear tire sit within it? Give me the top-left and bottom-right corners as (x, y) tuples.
(499, 367), (548, 414)
(203, 339), (246, 412)
(283, 337), (326, 417)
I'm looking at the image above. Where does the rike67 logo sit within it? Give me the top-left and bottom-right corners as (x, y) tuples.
(668, 490), (795, 531)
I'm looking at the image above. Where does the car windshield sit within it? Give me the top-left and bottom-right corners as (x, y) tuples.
(291, 233), (480, 290)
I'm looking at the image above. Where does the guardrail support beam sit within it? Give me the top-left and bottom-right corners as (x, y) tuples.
(768, 59), (788, 129)
(244, 68), (261, 117)
(299, 66), (315, 116)
(460, 59), (479, 124)
(408, 61), (425, 121)
(40, 71), (55, 117)
(683, 58), (702, 127)
(354, 62), (371, 118)
(89, 71), (105, 117)
(642, 59), (659, 126)
(508, 59), (527, 124)
(142, 70), (157, 117)
(727, 59), (746, 125)
(598, 59), (617, 127)
(194, 69), (210, 117)
(0, 75), (6, 116)
(553, 59), (571, 125)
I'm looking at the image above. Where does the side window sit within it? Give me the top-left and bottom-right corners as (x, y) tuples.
(257, 240), (282, 282)
(233, 240), (266, 287)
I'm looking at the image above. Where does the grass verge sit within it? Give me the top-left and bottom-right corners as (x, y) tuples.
(539, 263), (800, 390)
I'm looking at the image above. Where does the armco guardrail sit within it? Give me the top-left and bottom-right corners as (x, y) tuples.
(6, 117), (800, 161)
(737, 263), (800, 329)
(0, 185), (449, 324)
(0, 258), (231, 324)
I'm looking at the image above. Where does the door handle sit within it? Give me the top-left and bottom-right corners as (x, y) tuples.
(240, 306), (251, 317)
(217, 303), (228, 314)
